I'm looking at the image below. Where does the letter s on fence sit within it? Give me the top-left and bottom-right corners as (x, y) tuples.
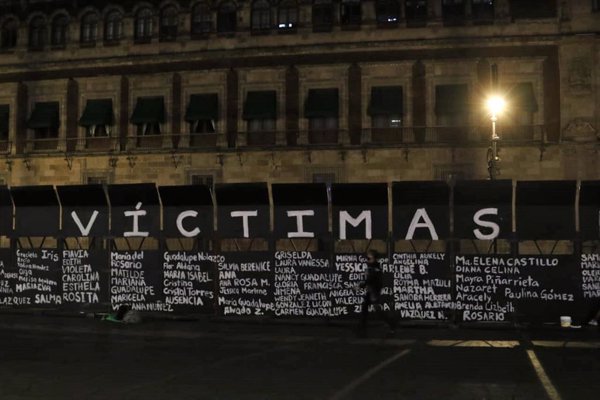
(473, 208), (500, 240)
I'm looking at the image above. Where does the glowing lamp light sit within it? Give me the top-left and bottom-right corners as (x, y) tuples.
(486, 95), (506, 117)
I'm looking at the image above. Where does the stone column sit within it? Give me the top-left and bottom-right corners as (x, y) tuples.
(15, 82), (28, 154)
(412, 60), (426, 143)
(543, 52), (560, 142)
(285, 65), (299, 146)
(172, 72), (183, 148)
(348, 63), (362, 145)
(66, 78), (78, 152)
(119, 76), (129, 151)
(226, 68), (238, 148)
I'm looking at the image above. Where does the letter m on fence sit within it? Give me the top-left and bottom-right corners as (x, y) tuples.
(339, 210), (372, 240)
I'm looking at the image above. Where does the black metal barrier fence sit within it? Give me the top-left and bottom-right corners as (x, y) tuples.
(0, 179), (600, 324)
(1, 248), (599, 325)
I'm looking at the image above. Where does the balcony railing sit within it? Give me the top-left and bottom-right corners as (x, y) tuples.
(364, 125), (547, 145)
(23, 136), (120, 153)
(15, 126), (548, 155)
(23, 137), (62, 152)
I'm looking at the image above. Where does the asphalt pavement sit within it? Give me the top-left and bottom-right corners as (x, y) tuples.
(0, 314), (598, 400)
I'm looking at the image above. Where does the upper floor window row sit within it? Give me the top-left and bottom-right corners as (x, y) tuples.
(0, 1), (564, 51)
(0, 11), (124, 50)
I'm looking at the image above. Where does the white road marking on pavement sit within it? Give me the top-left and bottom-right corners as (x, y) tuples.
(526, 349), (562, 400)
(427, 340), (520, 348)
(345, 338), (415, 347)
(532, 340), (600, 349)
(328, 348), (411, 400)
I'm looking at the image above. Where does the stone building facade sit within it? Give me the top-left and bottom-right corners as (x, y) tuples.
(0, 0), (598, 188)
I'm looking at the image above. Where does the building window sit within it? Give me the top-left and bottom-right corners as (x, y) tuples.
(243, 90), (277, 142)
(28, 102), (60, 141)
(367, 86), (404, 139)
(27, 102), (60, 144)
(309, 117), (338, 131)
(367, 86), (404, 142)
(86, 125), (110, 137)
(312, 173), (336, 184)
(278, 0), (298, 30)
(191, 2), (212, 35)
(131, 97), (165, 136)
(104, 10), (123, 42)
(51, 14), (69, 47)
(252, 0), (272, 32)
(305, 88), (339, 144)
(80, 99), (114, 139)
(313, 0), (334, 32)
(185, 93), (219, 138)
(405, 0), (427, 27)
(509, 0), (556, 19)
(190, 174), (214, 187)
(134, 8), (154, 42)
(136, 123), (161, 136)
(1, 19), (18, 49)
(376, 0), (400, 25)
(340, 0), (362, 27)
(191, 120), (216, 134)
(29, 16), (46, 50)
(504, 82), (538, 141)
(34, 126), (59, 139)
(372, 115), (402, 128)
(472, 0), (495, 23)
(248, 118), (275, 132)
(442, 0), (466, 26)
(243, 89), (277, 146)
(435, 84), (469, 142)
(217, 1), (237, 33)
(436, 85), (469, 126)
(160, 5), (178, 41)
(80, 12), (98, 45)
(87, 176), (109, 185)
(34, 128), (57, 139)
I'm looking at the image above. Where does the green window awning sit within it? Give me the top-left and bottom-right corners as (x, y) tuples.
(511, 82), (538, 112)
(368, 86), (403, 116)
(185, 94), (219, 122)
(79, 99), (114, 127)
(0, 105), (8, 135)
(130, 97), (165, 124)
(305, 88), (339, 118)
(435, 84), (469, 115)
(242, 91), (277, 120)
(27, 102), (60, 129)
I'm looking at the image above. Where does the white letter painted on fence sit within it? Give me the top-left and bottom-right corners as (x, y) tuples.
(339, 210), (372, 240)
(287, 210), (315, 238)
(124, 202), (149, 237)
(71, 210), (99, 237)
(176, 210), (201, 238)
(473, 208), (500, 240)
(230, 210), (258, 238)
(405, 208), (438, 240)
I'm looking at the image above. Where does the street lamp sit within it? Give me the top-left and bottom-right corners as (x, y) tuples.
(486, 95), (506, 180)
